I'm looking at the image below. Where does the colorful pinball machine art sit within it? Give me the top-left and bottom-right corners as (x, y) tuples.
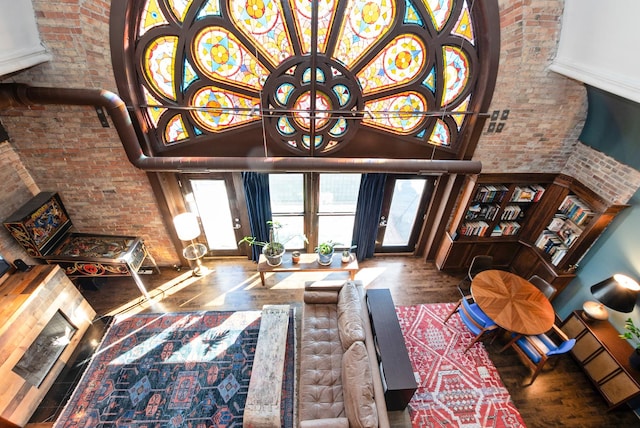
(3, 192), (159, 298)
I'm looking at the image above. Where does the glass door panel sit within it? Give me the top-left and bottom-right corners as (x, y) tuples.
(377, 176), (435, 252)
(190, 179), (238, 251)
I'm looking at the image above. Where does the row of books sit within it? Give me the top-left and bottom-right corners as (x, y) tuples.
(500, 204), (522, 220)
(535, 230), (569, 265)
(559, 195), (593, 226)
(510, 184), (546, 202)
(490, 221), (521, 236)
(460, 221), (490, 236)
(473, 185), (509, 203)
(465, 203), (500, 221)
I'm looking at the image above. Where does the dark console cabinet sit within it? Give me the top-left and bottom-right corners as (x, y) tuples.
(366, 289), (417, 410)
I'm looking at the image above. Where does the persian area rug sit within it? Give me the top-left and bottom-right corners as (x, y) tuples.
(395, 303), (526, 428)
(54, 310), (295, 427)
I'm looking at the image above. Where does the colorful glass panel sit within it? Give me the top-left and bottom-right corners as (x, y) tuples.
(292, 91), (332, 130)
(275, 83), (295, 105)
(442, 46), (469, 105)
(422, 66), (436, 93)
(452, 94), (471, 130)
(278, 117), (296, 135)
(302, 68), (326, 84)
(329, 118), (348, 137)
(332, 84), (351, 107)
(168, 0), (192, 23)
(197, 0), (221, 18)
(452, 0), (475, 44)
(190, 86), (261, 132)
(165, 115), (189, 143)
(139, 0), (168, 37)
(404, 0), (423, 25)
(183, 59), (198, 90)
(290, 0), (336, 54)
(192, 26), (268, 91)
(228, 0), (294, 68)
(363, 92), (427, 134)
(424, 0), (453, 31)
(301, 134), (323, 149)
(357, 34), (426, 95)
(332, 0), (396, 69)
(428, 118), (450, 146)
(143, 87), (166, 127)
(144, 36), (178, 100)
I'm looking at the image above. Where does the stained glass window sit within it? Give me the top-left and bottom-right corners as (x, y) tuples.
(125, 0), (485, 154)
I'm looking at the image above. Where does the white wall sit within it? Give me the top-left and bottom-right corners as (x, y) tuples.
(0, 0), (51, 77)
(550, 0), (640, 103)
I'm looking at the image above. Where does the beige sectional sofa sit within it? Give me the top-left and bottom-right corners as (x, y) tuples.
(299, 280), (390, 428)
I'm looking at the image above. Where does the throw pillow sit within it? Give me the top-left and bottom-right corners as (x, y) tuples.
(337, 282), (365, 351)
(342, 341), (378, 428)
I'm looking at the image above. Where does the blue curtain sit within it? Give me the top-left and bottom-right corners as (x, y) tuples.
(352, 173), (387, 261)
(242, 172), (272, 261)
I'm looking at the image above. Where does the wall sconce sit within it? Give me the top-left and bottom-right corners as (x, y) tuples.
(583, 274), (640, 321)
(173, 212), (208, 276)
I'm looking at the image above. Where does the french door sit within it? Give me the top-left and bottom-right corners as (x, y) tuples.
(179, 174), (249, 256)
(376, 175), (436, 253)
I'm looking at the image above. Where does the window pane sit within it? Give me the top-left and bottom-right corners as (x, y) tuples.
(272, 215), (305, 249)
(270, 174), (304, 213)
(382, 179), (426, 246)
(319, 174), (361, 213)
(191, 180), (238, 250)
(318, 215), (355, 248)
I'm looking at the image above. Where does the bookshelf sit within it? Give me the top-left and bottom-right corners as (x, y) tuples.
(435, 174), (627, 298)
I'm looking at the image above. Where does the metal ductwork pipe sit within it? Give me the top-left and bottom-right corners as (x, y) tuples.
(0, 83), (482, 174)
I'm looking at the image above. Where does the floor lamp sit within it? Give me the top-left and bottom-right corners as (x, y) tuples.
(173, 212), (208, 276)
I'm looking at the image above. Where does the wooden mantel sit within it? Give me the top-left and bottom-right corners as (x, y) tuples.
(0, 265), (96, 427)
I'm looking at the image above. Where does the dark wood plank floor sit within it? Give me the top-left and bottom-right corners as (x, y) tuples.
(31, 256), (640, 427)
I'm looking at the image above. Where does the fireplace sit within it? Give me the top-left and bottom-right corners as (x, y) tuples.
(12, 310), (78, 387)
(0, 265), (95, 427)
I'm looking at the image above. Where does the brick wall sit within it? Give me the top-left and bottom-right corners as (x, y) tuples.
(0, 0), (638, 267)
(0, 0), (179, 265)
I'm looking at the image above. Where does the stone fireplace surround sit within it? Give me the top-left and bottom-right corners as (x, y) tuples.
(0, 265), (95, 427)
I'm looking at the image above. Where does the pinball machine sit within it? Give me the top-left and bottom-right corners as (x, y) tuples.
(3, 192), (159, 297)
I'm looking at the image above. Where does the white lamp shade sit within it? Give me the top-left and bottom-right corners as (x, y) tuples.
(173, 212), (200, 241)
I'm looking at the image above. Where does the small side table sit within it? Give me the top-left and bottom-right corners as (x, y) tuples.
(183, 243), (207, 276)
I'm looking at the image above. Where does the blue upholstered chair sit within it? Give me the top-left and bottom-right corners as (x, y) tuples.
(444, 289), (499, 352)
(507, 325), (575, 385)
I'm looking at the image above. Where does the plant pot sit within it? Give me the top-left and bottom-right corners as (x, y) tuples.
(317, 250), (333, 266)
(341, 251), (352, 263)
(630, 348), (640, 370)
(263, 244), (285, 267)
(291, 251), (301, 264)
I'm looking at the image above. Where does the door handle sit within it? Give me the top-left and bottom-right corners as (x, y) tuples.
(379, 216), (387, 227)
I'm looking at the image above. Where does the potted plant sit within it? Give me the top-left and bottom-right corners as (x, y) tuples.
(239, 221), (306, 267)
(315, 240), (340, 265)
(239, 221), (286, 266)
(341, 245), (357, 263)
(619, 318), (640, 369)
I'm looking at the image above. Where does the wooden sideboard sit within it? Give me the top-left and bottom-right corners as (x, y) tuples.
(366, 289), (417, 410)
(0, 265), (95, 427)
(561, 310), (640, 409)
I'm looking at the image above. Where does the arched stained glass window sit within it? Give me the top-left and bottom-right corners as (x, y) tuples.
(113, 0), (498, 157)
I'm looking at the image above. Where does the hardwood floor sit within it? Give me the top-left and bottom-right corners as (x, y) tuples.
(30, 256), (640, 427)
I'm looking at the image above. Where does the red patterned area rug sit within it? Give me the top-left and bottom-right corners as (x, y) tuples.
(395, 303), (526, 428)
(53, 310), (295, 427)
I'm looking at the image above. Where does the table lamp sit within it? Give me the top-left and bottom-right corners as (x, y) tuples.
(583, 274), (640, 321)
(173, 212), (208, 276)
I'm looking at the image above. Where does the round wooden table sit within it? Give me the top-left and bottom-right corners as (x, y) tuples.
(471, 270), (555, 335)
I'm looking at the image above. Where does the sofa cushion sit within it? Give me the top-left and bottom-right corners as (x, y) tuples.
(337, 282), (366, 351)
(304, 290), (339, 304)
(342, 341), (378, 428)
